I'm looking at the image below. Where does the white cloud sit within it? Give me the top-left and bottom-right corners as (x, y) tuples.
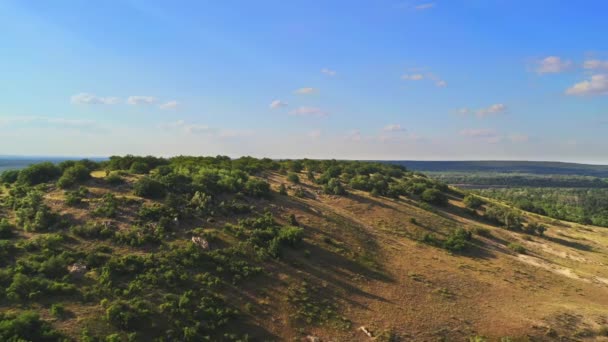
(402, 74), (424, 81)
(294, 87), (317, 95)
(435, 80), (447, 87)
(584, 59), (608, 70)
(269, 100), (288, 109)
(415, 3), (435, 10)
(71, 93), (120, 105)
(383, 124), (405, 132)
(0, 116), (101, 132)
(476, 103), (507, 117)
(565, 74), (608, 96)
(289, 106), (328, 117)
(536, 56), (572, 74)
(127, 96), (157, 105)
(321, 68), (337, 76)
(159, 100), (179, 110)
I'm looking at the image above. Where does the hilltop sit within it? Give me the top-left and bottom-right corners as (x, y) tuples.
(1, 156), (608, 341)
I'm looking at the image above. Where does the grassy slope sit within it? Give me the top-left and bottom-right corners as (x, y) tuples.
(4, 171), (608, 341)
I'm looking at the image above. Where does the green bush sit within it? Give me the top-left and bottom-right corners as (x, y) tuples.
(92, 193), (119, 218)
(129, 161), (150, 174)
(0, 219), (15, 239)
(244, 178), (271, 198)
(287, 172), (300, 184)
(17, 162), (61, 185)
(105, 173), (125, 185)
(133, 177), (166, 199)
(0, 311), (63, 341)
(421, 188), (448, 206)
(508, 242), (526, 254)
(324, 178), (346, 195)
(463, 194), (484, 209)
(105, 300), (151, 330)
(50, 303), (67, 319)
(443, 228), (472, 252)
(0, 170), (20, 184)
(57, 164), (91, 189)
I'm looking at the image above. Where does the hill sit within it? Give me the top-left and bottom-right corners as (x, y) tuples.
(388, 161), (608, 177)
(1, 156), (608, 341)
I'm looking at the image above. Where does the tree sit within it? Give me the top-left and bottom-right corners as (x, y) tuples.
(17, 162), (61, 185)
(463, 194), (484, 209)
(133, 177), (166, 199)
(287, 172), (300, 184)
(57, 164), (91, 188)
(421, 188), (448, 206)
(129, 162), (150, 174)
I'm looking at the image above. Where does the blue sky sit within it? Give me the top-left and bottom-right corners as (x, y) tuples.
(1, 1), (607, 162)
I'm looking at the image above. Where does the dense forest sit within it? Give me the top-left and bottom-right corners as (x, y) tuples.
(428, 172), (608, 188)
(476, 187), (608, 227)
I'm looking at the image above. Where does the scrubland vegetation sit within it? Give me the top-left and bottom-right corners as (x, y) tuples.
(1, 156), (607, 341)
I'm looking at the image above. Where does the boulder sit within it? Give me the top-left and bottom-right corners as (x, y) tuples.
(191, 236), (210, 250)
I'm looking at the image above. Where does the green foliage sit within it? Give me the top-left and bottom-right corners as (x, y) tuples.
(0, 311), (63, 341)
(14, 190), (64, 232)
(64, 186), (89, 206)
(105, 173), (125, 185)
(324, 178), (346, 195)
(92, 193), (120, 218)
(508, 242), (526, 254)
(484, 205), (524, 231)
(421, 188), (447, 206)
(0, 219), (15, 239)
(523, 222), (547, 236)
(133, 177), (166, 199)
(105, 299), (151, 330)
(278, 183), (288, 195)
(50, 303), (67, 319)
(129, 161), (150, 174)
(443, 228), (472, 252)
(17, 162), (61, 185)
(57, 164), (91, 188)
(0, 169), (20, 184)
(244, 178), (271, 198)
(477, 187), (608, 227)
(463, 194), (484, 209)
(287, 172), (300, 184)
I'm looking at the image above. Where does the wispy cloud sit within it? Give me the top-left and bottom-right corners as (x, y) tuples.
(159, 100), (179, 110)
(383, 124), (405, 132)
(476, 103), (507, 118)
(162, 120), (212, 134)
(321, 68), (337, 76)
(346, 130), (362, 142)
(414, 3), (436, 10)
(0, 116), (102, 132)
(401, 74), (424, 81)
(584, 59), (608, 70)
(535, 56), (572, 74)
(127, 96), (157, 105)
(269, 100), (288, 109)
(294, 87), (317, 95)
(71, 93), (120, 105)
(289, 106), (328, 117)
(565, 74), (608, 96)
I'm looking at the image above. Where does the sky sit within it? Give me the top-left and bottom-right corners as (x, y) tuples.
(1, 1), (607, 163)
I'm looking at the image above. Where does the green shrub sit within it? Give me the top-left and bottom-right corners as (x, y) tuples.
(287, 172), (300, 184)
(92, 193), (119, 218)
(463, 194), (484, 209)
(50, 303), (67, 319)
(0, 170), (20, 184)
(105, 173), (124, 185)
(278, 183), (288, 195)
(17, 162), (61, 185)
(105, 300), (151, 330)
(133, 177), (166, 199)
(58, 164), (91, 188)
(0, 219), (15, 239)
(508, 242), (526, 254)
(0, 311), (63, 341)
(244, 178), (271, 198)
(421, 188), (448, 206)
(129, 162), (150, 174)
(473, 227), (492, 237)
(443, 228), (472, 252)
(323, 178), (346, 195)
